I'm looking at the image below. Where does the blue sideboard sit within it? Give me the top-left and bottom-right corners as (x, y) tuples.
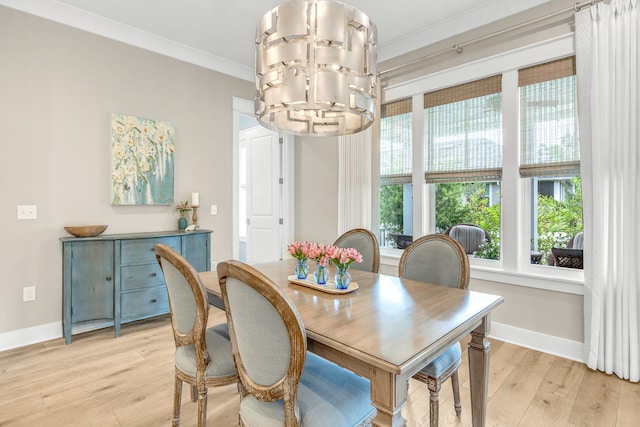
(60, 229), (212, 344)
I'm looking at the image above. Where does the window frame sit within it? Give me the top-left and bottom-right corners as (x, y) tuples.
(379, 34), (584, 295)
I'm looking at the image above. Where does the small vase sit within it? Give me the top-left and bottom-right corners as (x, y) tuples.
(178, 216), (187, 231)
(294, 258), (309, 280)
(334, 266), (351, 290)
(313, 264), (329, 285)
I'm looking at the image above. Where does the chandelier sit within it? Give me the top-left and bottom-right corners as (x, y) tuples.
(255, 0), (377, 136)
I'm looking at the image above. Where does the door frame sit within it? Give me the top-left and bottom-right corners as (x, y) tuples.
(232, 97), (294, 261)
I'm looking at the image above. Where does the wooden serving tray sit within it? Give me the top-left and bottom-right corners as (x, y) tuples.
(287, 275), (359, 294)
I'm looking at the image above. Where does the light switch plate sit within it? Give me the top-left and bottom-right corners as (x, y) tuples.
(23, 286), (36, 301)
(17, 205), (37, 220)
(210, 205), (218, 215)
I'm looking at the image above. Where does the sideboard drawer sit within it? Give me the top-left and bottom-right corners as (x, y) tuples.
(120, 237), (180, 265)
(121, 263), (165, 291)
(121, 287), (169, 321)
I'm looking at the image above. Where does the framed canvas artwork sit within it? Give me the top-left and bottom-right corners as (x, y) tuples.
(110, 113), (175, 205)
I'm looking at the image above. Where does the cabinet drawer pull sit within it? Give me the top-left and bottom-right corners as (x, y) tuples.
(106, 276), (112, 281)
(150, 299), (157, 303)
(150, 272), (157, 277)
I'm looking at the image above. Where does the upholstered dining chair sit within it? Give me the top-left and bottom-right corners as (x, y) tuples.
(217, 259), (377, 426)
(398, 234), (470, 427)
(154, 244), (237, 427)
(333, 228), (380, 273)
(444, 223), (490, 255)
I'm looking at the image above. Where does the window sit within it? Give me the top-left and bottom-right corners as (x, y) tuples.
(379, 98), (412, 247)
(376, 35), (584, 289)
(424, 76), (503, 259)
(519, 57), (583, 267)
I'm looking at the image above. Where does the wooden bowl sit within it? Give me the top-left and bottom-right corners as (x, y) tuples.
(64, 225), (108, 237)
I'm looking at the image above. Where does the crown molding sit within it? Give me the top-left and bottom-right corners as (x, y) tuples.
(0, 0), (254, 82)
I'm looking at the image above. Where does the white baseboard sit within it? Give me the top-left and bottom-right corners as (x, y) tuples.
(1, 319), (585, 363)
(0, 322), (62, 352)
(489, 321), (584, 363)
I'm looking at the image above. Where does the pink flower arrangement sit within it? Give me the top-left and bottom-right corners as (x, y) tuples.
(287, 241), (363, 270)
(175, 200), (192, 215)
(306, 242), (330, 267)
(325, 245), (363, 270)
(287, 241), (310, 260)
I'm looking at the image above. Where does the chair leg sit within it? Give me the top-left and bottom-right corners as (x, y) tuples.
(197, 385), (208, 427)
(172, 375), (182, 427)
(451, 370), (462, 417)
(427, 378), (441, 427)
(190, 384), (197, 402)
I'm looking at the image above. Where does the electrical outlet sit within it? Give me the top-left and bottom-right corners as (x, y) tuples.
(210, 204), (218, 215)
(23, 286), (36, 302)
(17, 205), (37, 220)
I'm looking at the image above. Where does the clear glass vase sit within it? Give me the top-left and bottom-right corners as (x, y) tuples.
(334, 266), (351, 290)
(314, 264), (329, 285)
(294, 258), (309, 280)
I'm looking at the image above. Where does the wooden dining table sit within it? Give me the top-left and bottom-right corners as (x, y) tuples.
(200, 259), (503, 427)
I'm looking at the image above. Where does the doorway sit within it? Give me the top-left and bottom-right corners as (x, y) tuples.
(232, 98), (293, 263)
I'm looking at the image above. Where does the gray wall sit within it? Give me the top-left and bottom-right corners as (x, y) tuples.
(0, 6), (253, 333)
(294, 136), (340, 245)
(472, 279), (583, 342)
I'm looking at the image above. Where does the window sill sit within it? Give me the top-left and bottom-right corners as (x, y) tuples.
(380, 247), (584, 295)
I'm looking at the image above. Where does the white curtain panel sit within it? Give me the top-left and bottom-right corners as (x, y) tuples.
(576, 0), (639, 382)
(337, 127), (372, 234)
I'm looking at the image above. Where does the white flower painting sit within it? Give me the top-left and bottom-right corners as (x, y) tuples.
(110, 113), (175, 205)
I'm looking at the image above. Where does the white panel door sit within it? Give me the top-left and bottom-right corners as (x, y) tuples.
(246, 126), (282, 263)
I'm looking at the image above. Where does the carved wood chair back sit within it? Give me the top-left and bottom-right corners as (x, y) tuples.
(154, 243), (237, 427)
(333, 228), (380, 273)
(217, 259), (376, 426)
(398, 234), (470, 290)
(397, 234), (470, 427)
(218, 259), (306, 424)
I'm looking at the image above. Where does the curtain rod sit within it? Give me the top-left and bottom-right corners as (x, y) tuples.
(379, 0), (602, 77)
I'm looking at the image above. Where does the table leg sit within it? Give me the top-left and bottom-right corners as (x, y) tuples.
(468, 316), (491, 427)
(370, 367), (408, 427)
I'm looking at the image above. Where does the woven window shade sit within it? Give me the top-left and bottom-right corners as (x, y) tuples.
(381, 98), (412, 117)
(424, 75), (502, 108)
(519, 56), (576, 86)
(519, 56), (579, 178)
(380, 98), (412, 184)
(423, 75), (503, 184)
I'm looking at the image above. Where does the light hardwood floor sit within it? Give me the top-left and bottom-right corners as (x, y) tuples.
(1, 310), (638, 427)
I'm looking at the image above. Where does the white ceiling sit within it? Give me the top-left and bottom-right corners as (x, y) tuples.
(2, 0), (554, 81)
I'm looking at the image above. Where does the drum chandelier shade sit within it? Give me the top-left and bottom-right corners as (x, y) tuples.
(255, 0), (377, 136)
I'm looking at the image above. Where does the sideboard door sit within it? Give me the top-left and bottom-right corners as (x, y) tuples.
(63, 240), (115, 345)
(182, 232), (210, 272)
